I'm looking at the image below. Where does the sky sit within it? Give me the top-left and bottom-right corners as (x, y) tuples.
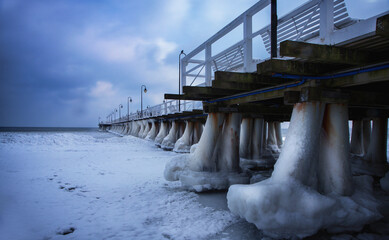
(0, 0), (388, 127)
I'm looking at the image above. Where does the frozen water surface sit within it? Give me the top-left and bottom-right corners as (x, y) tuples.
(1, 129), (389, 239)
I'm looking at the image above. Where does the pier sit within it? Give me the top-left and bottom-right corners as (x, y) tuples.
(99, 0), (389, 238)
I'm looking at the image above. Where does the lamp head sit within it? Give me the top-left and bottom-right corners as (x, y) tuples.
(144, 87), (147, 93)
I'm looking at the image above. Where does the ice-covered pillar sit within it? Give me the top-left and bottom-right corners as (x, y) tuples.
(188, 113), (225, 171)
(193, 121), (203, 144)
(274, 121), (283, 149)
(252, 118), (264, 159)
(350, 120), (363, 155)
(131, 121), (140, 136)
(318, 104), (354, 196)
(161, 121), (180, 150)
(155, 121), (169, 147)
(364, 118), (388, 166)
(138, 121), (145, 138)
(272, 102), (326, 187)
(141, 120), (151, 138)
(217, 113), (242, 172)
(267, 121), (280, 153)
(240, 118), (253, 158)
(173, 121), (194, 153)
(146, 121), (158, 141)
(362, 120), (371, 155)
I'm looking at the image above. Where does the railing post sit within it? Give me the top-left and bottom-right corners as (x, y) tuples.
(320, 0), (334, 44)
(205, 44), (212, 86)
(243, 14), (253, 72)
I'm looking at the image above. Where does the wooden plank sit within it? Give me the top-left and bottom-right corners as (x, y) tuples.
(183, 86), (242, 97)
(377, 14), (389, 38)
(164, 93), (210, 101)
(212, 80), (266, 91)
(204, 103), (293, 115)
(280, 40), (373, 65)
(214, 71), (289, 85)
(257, 59), (345, 76)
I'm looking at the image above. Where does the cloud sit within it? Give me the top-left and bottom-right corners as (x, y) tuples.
(74, 26), (177, 64)
(89, 81), (116, 98)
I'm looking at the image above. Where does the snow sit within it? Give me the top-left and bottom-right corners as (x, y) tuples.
(227, 103), (383, 239)
(0, 130), (238, 240)
(228, 176), (382, 239)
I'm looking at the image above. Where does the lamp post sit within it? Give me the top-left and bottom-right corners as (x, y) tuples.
(179, 50), (186, 112)
(127, 96), (132, 120)
(119, 104), (123, 120)
(114, 109), (118, 122)
(140, 85), (147, 118)
(98, 117), (101, 124)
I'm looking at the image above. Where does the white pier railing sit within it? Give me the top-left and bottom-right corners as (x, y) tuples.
(102, 0), (388, 125)
(180, 0), (356, 88)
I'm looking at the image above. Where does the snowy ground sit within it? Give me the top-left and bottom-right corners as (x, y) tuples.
(0, 130), (241, 240)
(0, 129), (389, 240)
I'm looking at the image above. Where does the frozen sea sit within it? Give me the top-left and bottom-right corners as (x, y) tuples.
(1, 128), (389, 240)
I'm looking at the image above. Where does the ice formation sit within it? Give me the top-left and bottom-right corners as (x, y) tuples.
(227, 102), (382, 239)
(165, 113), (249, 191)
(146, 121), (158, 141)
(239, 118), (264, 159)
(161, 121), (181, 150)
(364, 118), (388, 169)
(173, 121), (202, 153)
(155, 121), (170, 147)
(266, 121), (282, 153)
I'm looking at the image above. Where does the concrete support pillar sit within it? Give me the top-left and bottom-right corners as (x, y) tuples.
(274, 121), (283, 149)
(365, 118), (388, 166)
(318, 104), (353, 196)
(141, 120), (150, 139)
(240, 118), (253, 159)
(240, 118), (264, 159)
(138, 121), (145, 138)
(155, 121), (169, 147)
(146, 121), (158, 141)
(174, 121), (194, 153)
(189, 113), (225, 171)
(166, 113), (249, 191)
(362, 120), (371, 155)
(193, 122), (203, 144)
(272, 102), (326, 187)
(252, 118), (265, 159)
(217, 113), (242, 172)
(350, 120), (363, 155)
(161, 121), (180, 150)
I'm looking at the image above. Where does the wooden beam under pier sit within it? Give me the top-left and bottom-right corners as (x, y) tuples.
(280, 40), (374, 65)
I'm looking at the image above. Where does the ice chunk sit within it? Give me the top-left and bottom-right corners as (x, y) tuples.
(228, 176), (381, 239)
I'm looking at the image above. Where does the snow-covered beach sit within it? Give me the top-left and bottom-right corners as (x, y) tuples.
(1, 128), (389, 240)
(0, 129), (242, 240)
